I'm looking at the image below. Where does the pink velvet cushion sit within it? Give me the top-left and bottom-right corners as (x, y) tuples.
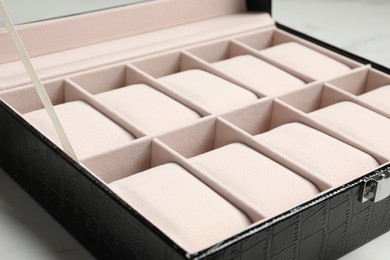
(359, 85), (390, 114)
(108, 163), (251, 253)
(259, 42), (351, 80)
(310, 101), (390, 160)
(159, 69), (258, 114)
(95, 84), (201, 135)
(23, 101), (135, 160)
(255, 123), (379, 187)
(213, 55), (305, 96)
(189, 142), (319, 218)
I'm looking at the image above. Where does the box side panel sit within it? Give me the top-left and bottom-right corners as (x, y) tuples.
(0, 102), (187, 260)
(199, 181), (390, 260)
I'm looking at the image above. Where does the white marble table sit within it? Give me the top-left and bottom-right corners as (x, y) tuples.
(0, 0), (390, 259)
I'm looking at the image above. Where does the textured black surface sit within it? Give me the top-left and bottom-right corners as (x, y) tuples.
(246, 0), (272, 13)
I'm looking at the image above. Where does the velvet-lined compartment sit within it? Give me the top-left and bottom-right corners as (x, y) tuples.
(82, 138), (253, 254)
(221, 98), (380, 189)
(157, 115), (321, 222)
(184, 39), (307, 97)
(131, 51), (259, 115)
(0, 79), (136, 161)
(233, 28), (362, 82)
(327, 66), (390, 117)
(277, 83), (390, 163)
(68, 64), (201, 136)
(310, 102), (390, 160)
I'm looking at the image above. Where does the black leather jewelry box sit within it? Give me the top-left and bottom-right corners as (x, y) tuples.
(1, 0), (390, 259)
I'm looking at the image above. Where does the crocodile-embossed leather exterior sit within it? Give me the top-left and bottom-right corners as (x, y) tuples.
(200, 183), (390, 260)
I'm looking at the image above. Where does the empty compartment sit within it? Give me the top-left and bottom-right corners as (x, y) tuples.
(278, 84), (390, 162)
(189, 142), (319, 217)
(310, 101), (390, 161)
(256, 123), (379, 186)
(235, 28), (361, 82)
(132, 51), (258, 115)
(222, 99), (380, 188)
(0, 80), (135, 160)
(84, 138), (252, 254)
(109, 163), (251, 253)
(186, 39), (306, 97)
(328, 66), (390, 116)
(69, 64), (201, 136)
(158, 116), (320, 221)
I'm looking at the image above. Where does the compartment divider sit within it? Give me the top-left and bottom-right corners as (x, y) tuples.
(65, 78), (145, 138)
(365, 68), (390, 92)
(222, 98), (382, 188)
(272, 29), (363, 69)
(247, 47), (316, 83)
(324, 82), (390, 118)
(157, 115), (327, 222)
(0, 80), (65, 114)
(128, 62), (212, 116)
(152, 137), (265, 222)
(222, 98), (274, 136)
(230, 39), (310, 84)
(275, 98), (388, 164)
(181, 50), (263, 98)
(327, 65), (371, 95)
(233, 28), (364, 83)
(81, 137), (153, 183)
(217, 116), (332, 191)
(122, 64), (208, 120)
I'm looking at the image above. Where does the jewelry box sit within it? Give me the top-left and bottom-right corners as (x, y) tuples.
(1, 0), (389, 259)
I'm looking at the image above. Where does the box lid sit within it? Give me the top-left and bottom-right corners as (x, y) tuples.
(0, 0), (273, 91)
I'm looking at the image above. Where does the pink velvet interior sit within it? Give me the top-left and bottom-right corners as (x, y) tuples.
(258, 42), (351, 81)
(185, 39), (306, 97)
(108, 162), (252, 253)
(189, 142), (320, 219)
(23, 101), (135, 160)
(255, 123), (379, 186)
(359, 85), (390, 114)
(326, 67), (390, 116)
(234, 29), (361, 82)
(212, 55), (306, 96)
(309, 101), (390, 161)
(95, 83), (201, 135)
(159, 69), (258, 114)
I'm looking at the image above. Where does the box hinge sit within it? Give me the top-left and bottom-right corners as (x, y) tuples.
(360, 169), (390, 203)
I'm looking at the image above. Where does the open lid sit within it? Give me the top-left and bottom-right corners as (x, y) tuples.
(0, 0), (272, 63)
(0, 0), (273, 90)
